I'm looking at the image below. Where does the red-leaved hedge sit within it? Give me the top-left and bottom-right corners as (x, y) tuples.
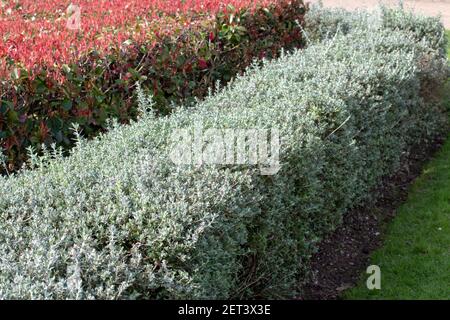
(0, 0), (307, 171)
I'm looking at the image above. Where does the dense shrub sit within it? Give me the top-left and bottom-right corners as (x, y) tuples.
(0, 8), (447, 299)
(305, 3), (447, 52)
(0, 0), (307, 172)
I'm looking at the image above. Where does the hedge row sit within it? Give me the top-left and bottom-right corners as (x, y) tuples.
(0, 8), (447, 299)
(0, 0), (307, 172)
(304, 4), (449, 103)
(305, 4), (447, 53)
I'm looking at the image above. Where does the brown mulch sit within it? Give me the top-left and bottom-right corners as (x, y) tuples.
(297, 135), (447, 300)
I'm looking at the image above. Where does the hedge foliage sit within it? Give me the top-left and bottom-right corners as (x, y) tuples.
(0, 0), (307, 172)
(0, 7), (447, 299)
(305, 4), (448, 53)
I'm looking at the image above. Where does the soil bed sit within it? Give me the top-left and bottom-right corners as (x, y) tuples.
(298, 134), (447, 300)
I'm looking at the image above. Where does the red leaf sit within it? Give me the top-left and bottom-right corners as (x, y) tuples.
(198, 58), (208, 70)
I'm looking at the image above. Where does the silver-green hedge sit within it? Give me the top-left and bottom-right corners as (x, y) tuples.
(305, 3), (448, 53)
(0, 8), (447, 299)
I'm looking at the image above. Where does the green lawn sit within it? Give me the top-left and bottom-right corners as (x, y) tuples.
(345, 31), (450, 300)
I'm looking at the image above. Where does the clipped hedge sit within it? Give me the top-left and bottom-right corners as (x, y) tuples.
(0, 8), (448, 299)
(305, 4), (448, 52)
(304, 4), (449, 100)
(0, 0), (307, 172)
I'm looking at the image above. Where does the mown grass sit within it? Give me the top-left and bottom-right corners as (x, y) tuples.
(345, 30), (450, 300)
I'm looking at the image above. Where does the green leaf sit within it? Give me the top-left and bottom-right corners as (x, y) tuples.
(11, 68), (20, 80)
(62, 99), (73, 111)
(7, 110), (19, 124)
(62, 64), (71, 73)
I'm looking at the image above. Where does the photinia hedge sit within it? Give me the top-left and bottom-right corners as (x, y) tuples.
(0, 0), (307, 171)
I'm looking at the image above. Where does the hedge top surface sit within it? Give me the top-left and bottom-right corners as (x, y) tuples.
(305, 3), (447, 52)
